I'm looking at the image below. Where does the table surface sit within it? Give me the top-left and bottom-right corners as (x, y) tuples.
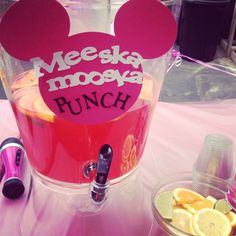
(0, 99), (236, 236)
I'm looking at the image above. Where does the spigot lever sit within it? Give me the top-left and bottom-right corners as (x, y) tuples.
(91, 144), (113, 203)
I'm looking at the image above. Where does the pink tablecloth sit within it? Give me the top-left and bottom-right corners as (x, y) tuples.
(0, 100), (235, 235)
(142, 101), (236, 189)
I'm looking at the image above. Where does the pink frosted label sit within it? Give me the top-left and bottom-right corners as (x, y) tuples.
(34, 33), (143, 123)
(0, 0), (177, 124)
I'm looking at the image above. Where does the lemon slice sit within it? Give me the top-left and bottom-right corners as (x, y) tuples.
(226, 211), (236, 227)
(122, 135), (135, 162)
(154, 191), (173, 221)
(17, 90), (39, 117)
(173, 188), (204, 205)
(214, 199), (232, 214)
(206, 196), (217, 205)
(33, 97), (55, 122)
(129, 145), (137, 168)
(11, 70), (38, 91)
(171, 208), (194, 235)
(189, 218), (197, 236)
(139, 75), (154, 102)
(183, 198), (214, 214)
(192, 208), (232, 236)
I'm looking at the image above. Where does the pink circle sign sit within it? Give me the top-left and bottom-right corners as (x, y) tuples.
(37, 33), (143, 124)
(0, 0), (177, 124)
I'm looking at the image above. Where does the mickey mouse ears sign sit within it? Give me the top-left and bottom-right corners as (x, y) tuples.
(0, 0), (177, 124)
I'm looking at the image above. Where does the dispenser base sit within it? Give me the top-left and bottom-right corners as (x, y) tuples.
(20, 167), (152, 236)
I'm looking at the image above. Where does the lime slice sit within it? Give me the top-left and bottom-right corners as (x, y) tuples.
(154, 191), (173, 221)
(214, 199), (232, 214)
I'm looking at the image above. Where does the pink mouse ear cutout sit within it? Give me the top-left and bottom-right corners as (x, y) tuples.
(114, 0), (177, 59)
(0, 0), (70, 61)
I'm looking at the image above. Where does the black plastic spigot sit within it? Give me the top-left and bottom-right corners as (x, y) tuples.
(91, 144), (113, 203)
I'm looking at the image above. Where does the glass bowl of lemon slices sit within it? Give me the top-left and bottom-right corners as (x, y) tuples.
(152, 172), (236, 236)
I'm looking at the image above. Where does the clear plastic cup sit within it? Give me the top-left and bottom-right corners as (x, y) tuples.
(192, 134), (234, 195)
